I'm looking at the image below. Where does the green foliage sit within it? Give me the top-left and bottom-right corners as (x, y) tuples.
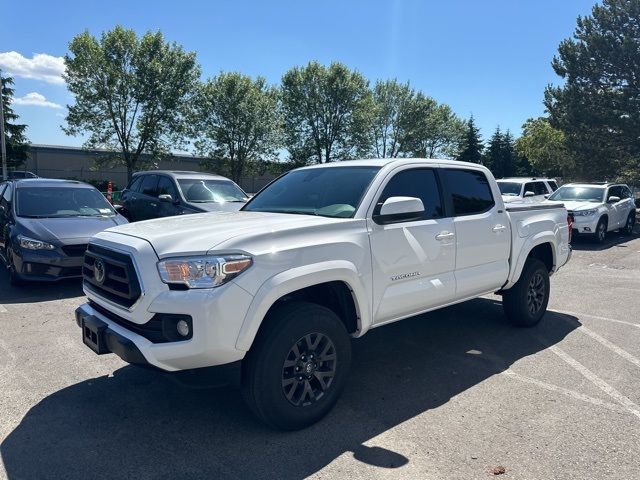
(544, 0), (640, 182)
(1, 72), (29, 169)
(484, 128), (533, 178)
(456, 116), (484, 164)
(64, 26), (200, 180)
(281, 61), (370, 164)
(193, 72), (281, 182)
(401, 94), (465, 158)
(515, 117), (571, 177)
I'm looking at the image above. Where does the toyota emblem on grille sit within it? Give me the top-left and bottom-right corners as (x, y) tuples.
(94, 259), (106, 285)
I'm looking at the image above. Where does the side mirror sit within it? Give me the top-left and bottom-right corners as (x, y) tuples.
(607, 195), (620, 204)
(524, 191), (535, 197)
(543, 194), (550, 199)
(374, 196), (425, 224)
(158, 194), (173, 203)
(113, 204), (123, 212)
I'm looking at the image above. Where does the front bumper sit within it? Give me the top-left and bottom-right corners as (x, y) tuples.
(571, 215), (599, 234)
(13, 248), (84, 281)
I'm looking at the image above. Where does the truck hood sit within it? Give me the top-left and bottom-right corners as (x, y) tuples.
(104, 211), (341, 257)
(555, 200), (602, 212)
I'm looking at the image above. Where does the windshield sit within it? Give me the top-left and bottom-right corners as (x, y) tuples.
(243, 166), (381, 218)
(178, 179), (248, 203)
(16, 187), (115, 218)
(498, 182), (522, 196)
(548, 186), (605, 203)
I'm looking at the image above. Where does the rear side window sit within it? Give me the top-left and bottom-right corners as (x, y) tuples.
(444, 169), (494, 216)
(375, 168), (443, 220)
(127, 176), (143, 192)
(547, 180), (558, 191)
(139, 175), (159, 196)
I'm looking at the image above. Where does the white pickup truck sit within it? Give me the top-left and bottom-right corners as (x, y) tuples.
(76, 158), (572, 429)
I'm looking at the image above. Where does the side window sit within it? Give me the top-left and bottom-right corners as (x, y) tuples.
(607, 186), (622, 201)
(139, 175), (159, 197)
(534, 182), (548, 195)
(523, 182), (535, 196)
(444, 169), (495, 216)
(127, 176), (143, 192)
(1, 184), (13, 209)
(157, 176), (178, 199)
(0, 183), (6, 200)
(375, 168), (443, 220)
(547, 180), (558, 191)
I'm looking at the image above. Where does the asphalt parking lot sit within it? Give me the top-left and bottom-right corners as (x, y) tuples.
(1, 228), (639, 480)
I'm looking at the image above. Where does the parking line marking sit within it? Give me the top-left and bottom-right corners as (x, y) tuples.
(553, 309), (640, 329)
(502, 370), (627, 414)
(0, 305), (7, 313)
(576, 324), (640, 369)
(549, 345), (640, 420)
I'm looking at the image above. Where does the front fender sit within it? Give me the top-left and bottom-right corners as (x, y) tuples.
(504, 232), (558, 289)
(234, 260), (371, 351)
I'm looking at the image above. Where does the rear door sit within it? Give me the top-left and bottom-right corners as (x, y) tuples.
(137, 174), (160, 220)
(369, 167), (457, 324)
(442, 168), (510, 298)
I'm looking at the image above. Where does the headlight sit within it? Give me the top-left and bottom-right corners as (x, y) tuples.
(18, 235), (56, 250)
(573, 209), (598, 217)
(157, 254), (252, 289)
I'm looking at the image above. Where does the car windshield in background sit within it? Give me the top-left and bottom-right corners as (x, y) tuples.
(498, 182), (522, 196)
(548, 186), (604, 203)
(16, 187), (115, 218)
(178, 179), (248, 203)
(243, 166), (381, 218)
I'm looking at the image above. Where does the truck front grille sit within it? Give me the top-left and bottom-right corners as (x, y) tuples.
(83, 244), (142, 309)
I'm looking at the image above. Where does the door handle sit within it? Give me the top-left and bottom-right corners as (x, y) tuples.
(492, 224), (506, 232)
(435, 231), (455, 241)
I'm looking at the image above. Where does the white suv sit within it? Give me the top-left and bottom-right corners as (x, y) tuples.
(548, 183), (636, 243)
(497, 178), (558, 203)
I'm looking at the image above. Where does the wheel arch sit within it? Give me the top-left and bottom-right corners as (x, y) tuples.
(504, 234), (558, 290)
(235, 261), (371, 352)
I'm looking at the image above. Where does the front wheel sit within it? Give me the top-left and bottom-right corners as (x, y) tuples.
(622, 212), (635, 236)
(241, 301), (351, 430)
(593, 217), (607, 244)
(502, 258), (550, 327)
(5, 248), (25, 286)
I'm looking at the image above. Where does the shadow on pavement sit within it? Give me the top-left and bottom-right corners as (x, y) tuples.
(0, 267), (84, 304)
(570, 226), (638, 252)
(1, 298), (580, 479)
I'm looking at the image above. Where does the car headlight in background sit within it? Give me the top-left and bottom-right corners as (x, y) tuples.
(157, 254), (253, 288)
(573, 209), (598, 217)
(18, 235), (56, 250)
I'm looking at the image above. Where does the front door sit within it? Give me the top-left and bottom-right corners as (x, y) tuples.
(369, 167), (457, 324)
(442, 168), (510, 298)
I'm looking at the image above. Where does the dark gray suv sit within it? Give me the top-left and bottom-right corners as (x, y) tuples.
(119, 171), (249, 222)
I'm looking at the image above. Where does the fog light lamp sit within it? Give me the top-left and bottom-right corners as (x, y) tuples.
(176, 320), (190, 337)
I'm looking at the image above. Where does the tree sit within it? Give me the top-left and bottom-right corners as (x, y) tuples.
(456, 116), (483, 163)
(367, 79), (414, 158)
(544, 0), (640, 181)
(64, 26), (200, 181)
(403, 94), (465, 159)
(515, 117), (572, 177)
(484, 128), (518, 178)
(281, 61), (370, 164)
(0, 72), (29, 170)
(192, 73), (281, 183)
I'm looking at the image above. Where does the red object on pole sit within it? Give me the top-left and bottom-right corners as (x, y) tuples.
(107, 181), (113, 204)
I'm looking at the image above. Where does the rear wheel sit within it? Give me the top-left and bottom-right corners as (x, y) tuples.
(502, 258), (550, 327)
(622, 212), (635, 236)
(241, 301), (351, 430)
(593, 217), (607, 244)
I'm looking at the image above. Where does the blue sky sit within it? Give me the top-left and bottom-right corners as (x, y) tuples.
(1, 0), (596, 151)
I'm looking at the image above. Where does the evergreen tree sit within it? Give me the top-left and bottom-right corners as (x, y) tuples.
(484, 128), (522, 179)
(1, 72), (29, 169)
(456, 116), (483, 163)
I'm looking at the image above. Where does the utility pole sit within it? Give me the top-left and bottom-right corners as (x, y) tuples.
(0, 74), (7, 180)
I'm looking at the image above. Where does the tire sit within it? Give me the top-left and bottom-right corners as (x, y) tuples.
(5, 248), (25, 286)
(241, 301), (351, 430)
(593, 217), (607, 244)
(622, 212), (635, 236)
(502, 258), (550, 327)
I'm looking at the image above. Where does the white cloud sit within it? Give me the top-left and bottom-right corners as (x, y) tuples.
(13, 92), (63, 109)
(0, 51), (65, 84)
